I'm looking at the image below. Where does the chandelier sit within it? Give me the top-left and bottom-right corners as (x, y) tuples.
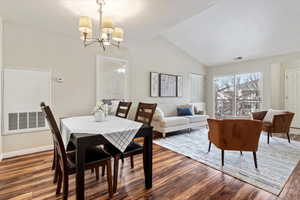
(78, 0), (124, 50)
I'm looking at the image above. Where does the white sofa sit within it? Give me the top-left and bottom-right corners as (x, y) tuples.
(151, 102), (209, 137)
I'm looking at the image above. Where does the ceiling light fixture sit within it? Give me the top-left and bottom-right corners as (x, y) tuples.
(79, 0), (124, 51)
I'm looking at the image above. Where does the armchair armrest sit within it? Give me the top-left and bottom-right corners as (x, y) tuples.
(252, 111), (267, 121)
(207, 119), (223, 147)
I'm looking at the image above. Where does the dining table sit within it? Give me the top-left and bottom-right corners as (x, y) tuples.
(60, 115), (153, 200)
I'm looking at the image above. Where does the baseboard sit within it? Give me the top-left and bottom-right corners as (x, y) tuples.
(1, 145), (53, 160)
(0, 154), (3, 161)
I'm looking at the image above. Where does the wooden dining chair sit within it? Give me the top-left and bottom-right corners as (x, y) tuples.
(115, 102), (132, 163)
(51, 118), (82, 184)
(111, 102), (157, 192)
(115, 101), (132, 118)
(40, 102), (113, 199)
(134, 102), (157, 125)
(100, 101), (133, 175)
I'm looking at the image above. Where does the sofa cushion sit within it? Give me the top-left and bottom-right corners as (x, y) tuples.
(194, 104), (205, 114)
(159, 117), (189, 127)
(194, 109), (204, 115)
(177, 107), (193, 116)
(192, 102), (206, 114)
(184, 115), (209, 123)
(153, 107), (165, 121)
(263, 109), (287, 123)
(177, 104), (195, 115)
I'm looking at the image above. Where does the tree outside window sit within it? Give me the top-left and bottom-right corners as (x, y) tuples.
(214, 72), (263, 119)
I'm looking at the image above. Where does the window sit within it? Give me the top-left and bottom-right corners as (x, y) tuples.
(214, 72), (263, 118)
(190, 73), (205, 102)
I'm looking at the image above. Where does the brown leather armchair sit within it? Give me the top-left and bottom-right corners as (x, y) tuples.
(207, 119), (263, 168)
(252, 111), (294, 144)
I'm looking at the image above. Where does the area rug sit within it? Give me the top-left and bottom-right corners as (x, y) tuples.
(154, 129), (300, 195)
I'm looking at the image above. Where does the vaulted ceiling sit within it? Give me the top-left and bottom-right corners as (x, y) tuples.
(163, 0), (300, 66)
(0, 0), (216, 41)
(1, 0), (300, 66)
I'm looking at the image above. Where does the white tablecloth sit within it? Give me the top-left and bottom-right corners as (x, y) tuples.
(60, 115), (143, 152)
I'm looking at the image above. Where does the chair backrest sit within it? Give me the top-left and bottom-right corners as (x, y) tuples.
(272, 112), (295, 133)
(252, 111), (295, 133)
(252, 111), (267, 121)
(116, 102), (132, 119)
(207, 118), (263, 151)
(40, 102), (68, 170)
(134, 102), (157, 125)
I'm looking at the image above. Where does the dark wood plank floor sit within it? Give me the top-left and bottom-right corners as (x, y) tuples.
(1, 133), (300, 200)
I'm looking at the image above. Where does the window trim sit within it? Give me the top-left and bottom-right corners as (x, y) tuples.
(213, 72), (264, 118)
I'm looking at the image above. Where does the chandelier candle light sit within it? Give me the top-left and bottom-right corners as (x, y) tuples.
(79, 0), (124, 50)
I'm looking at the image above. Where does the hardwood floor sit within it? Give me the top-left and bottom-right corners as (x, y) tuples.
(1, 133), (300, 200)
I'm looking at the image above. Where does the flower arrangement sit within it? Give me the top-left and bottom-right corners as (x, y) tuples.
(92, 101), (108, 122)
(92, 101), (107, 114)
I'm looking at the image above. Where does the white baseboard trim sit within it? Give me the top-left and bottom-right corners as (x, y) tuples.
(0, 154), (3, 161)
(1, 145), (54, 160)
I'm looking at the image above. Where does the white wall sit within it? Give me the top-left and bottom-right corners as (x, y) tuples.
(206, 52), (300, 116)
(128, 37), (206, 104)
(0, 18), (3, 160)
(1, 21), (130, 154)
(126, 37), (206, 118)
(1, 21), (206, 155)
(190, 73), (205, 102)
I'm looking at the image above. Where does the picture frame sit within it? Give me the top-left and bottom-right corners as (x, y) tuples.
(150, 72), (159, 97)
(177, 75), (183, 97)
(159, 73), (177, 97)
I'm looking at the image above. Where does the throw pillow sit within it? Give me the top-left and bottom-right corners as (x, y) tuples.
(178, 104), (195, 115)
(177, 107), (193, 116)
(153, 107), (165, 121)
(195, 110), (204, 115)
(263, 109), (287, 123)
(194, 105), (204, 115)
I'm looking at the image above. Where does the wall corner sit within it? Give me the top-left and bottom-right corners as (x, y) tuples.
(0, 17), (3, 160)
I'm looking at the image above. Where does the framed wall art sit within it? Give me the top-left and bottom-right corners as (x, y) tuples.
(177, 75), (183, 97)
(159, 73), (177, 97)
(150, 72), (159, 97)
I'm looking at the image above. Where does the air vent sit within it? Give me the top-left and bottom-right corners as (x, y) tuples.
(38, 112), (46, 128)
(19, 112), (28, 129)
(29, 112), (37, 128)
(8, 113), (18, 131)
(7, 111), (46, 132)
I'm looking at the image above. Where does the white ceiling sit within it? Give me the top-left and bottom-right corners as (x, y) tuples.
(0, 0), (216, 42)
(2, 0), (300, 66)
(163, 0), (300, 66)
